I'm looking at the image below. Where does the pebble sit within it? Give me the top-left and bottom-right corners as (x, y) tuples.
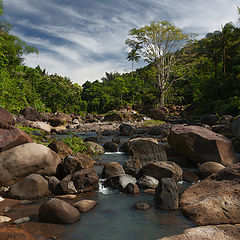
(4, 206), (12, 213)
(0, 215), (11, 223)
(19, 200), (32, 205)
(133, 202), (151, 210)
(0, 197), (4, 202)
(12, 217), (30, 225)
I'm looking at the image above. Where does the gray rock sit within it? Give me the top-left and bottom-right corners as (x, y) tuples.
(73, 200), (97, 213)
(29, 121), (52, 133)
(143, 161), (183, 182)
(103, 142), (118, 152)
(168, 124), (237, 166)
(200, 114), (219, 126)
(101, 162), (125, 179)
(121, 183), (139, 194)
(8, 174), (49, 200)
(180, 163), (240, 225)
(154, 178), (179, 210)
(123, 157), (142, 178)
(86, 141), (105, 155)
(198, 161), (225, 179)
(49, 176), (60, 194)
(119, 124), (134, 136)
(128, 137), (167, 164)
(12, 217), (30, 225)
(105, 174), (136, 190)
(158, 224), (240, 240)
(133, 202), (151, 211)
(0, 143), (61, 186)
(39, 198), (81, 224)
(138, 175), (159, 189)
(59, 169), (99, 194)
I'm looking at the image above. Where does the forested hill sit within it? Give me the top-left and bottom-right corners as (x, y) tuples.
(0, 1), (239, 116)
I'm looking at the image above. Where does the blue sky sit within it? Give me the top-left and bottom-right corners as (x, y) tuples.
(4, 0), (240, 85)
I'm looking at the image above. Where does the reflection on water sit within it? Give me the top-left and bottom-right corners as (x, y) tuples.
(62, 152), (194, 240)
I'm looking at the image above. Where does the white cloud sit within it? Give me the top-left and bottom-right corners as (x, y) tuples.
(5, 0), (240, 85)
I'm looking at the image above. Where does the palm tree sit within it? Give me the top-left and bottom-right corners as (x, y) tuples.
(127, 46), (141, 77)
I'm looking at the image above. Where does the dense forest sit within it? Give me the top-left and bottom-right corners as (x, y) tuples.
(0, 1), (239, 116)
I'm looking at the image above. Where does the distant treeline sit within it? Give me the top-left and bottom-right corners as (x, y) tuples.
(0, 1), (239, 116)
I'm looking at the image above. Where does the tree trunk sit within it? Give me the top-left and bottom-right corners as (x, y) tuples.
(160, 92), (165, 107)
(132, 60), (133, 77)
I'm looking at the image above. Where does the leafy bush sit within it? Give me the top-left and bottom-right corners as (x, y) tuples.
(62, 136), (89, 155)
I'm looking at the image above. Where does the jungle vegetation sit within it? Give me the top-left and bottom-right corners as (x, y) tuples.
(0, 1), (239, 116)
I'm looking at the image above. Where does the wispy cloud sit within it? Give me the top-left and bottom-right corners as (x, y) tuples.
(4, 0), (240, 85)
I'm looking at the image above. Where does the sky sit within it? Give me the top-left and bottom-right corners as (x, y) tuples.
(4, 0), (240, 85)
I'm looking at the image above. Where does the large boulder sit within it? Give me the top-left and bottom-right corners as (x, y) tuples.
(157, 224), (240, 240)
(58, 153), (94, 179)
(48, 140), (73, 160)
(143, 161), (182, 182)
(86, 141), (105, 155)
(8, 174), (49, 200)
(58, 168), (99, 194)
(128, 138), (167, 164)
(180, 163), (240, 225)
(39, 198), (81, 224)
(119, 124), (134, 136)
(0, 127), (33, 152)
(101, 162), (125, 178)
(154, 178), (179, 210)
(0, 143), (61, 186)
(168, 124), (237, 166)
(105, 174), (136, 190)
(0, 107), (14, 127)
(123, 157), (142, 178)
(20, 106), (40, 121)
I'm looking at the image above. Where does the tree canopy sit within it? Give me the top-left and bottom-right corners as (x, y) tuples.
(126, 20), (193, 106)
(0, 1), (239, 117)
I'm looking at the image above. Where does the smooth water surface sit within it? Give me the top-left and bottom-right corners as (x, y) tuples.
(61, 152), (194, 240)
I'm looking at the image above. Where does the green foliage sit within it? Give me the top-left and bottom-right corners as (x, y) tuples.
(17, 126), (47, 143)
(142, 120), (166, 126)
(126, 20), (193, 106)
(0, 0), (239, 118)
(62, 136), (89, 155)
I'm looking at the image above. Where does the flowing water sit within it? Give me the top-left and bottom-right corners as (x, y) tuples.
(61, 151), (194, 240)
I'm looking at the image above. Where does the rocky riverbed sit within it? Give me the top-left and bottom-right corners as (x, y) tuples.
(1, 106), (240, 239)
